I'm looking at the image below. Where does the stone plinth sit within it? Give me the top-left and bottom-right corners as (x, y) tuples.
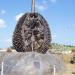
(0, 52), (65, 75)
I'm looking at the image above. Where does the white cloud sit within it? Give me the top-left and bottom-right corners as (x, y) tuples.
(52, 34), (57, 41)
(50, 0), (56, 3)
(5, 38), (12, 43)
(1, 10), (6, 14)
(36, 1), (47, 11)
(36, 5), (46, 10)
(0, 19), (6, 28)
(0, 38), (12, 48)
(16, 13), (24, 21)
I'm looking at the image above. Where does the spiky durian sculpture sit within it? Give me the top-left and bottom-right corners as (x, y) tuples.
(12, 0), (51, 54)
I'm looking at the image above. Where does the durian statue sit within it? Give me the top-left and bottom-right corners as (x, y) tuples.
(12, 0), (51, 54)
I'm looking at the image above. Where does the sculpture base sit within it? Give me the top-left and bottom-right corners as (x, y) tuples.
(0, 52), (65, 75)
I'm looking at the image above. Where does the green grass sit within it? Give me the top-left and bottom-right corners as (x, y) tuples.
(51, 43), (75, 52)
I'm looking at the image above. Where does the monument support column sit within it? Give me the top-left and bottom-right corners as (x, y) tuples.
(32, 0), (35, 13)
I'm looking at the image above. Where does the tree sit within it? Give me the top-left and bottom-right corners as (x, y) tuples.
(7, 48), (12, 52)
(10, 46), (15, 49)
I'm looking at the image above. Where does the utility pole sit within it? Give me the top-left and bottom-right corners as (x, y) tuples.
(32, 0), (35, 13)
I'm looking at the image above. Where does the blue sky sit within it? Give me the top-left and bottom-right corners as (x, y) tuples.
(0, 0), (75, 48)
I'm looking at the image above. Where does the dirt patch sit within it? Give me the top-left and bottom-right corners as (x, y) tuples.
(61, 54), (75, 75)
